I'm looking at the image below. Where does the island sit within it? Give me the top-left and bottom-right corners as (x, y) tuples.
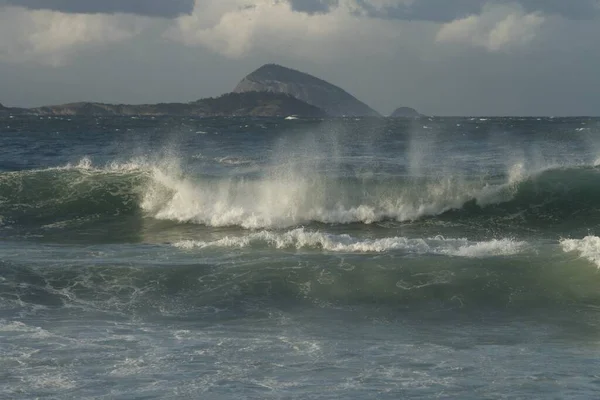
(390, 107), (423, 118)
(29, 92), (326, 118)
(233, 64), (380, 117)
(0, 64), (421, 118)
(0, 91), (326, 118)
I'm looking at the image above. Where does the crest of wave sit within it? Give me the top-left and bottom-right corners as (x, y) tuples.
(561, 236), (600, 268)
(173, 228), (527, 257)
(138, 127), (587, 229)
(139, 160), (524, 230)
(50, 156), (151, 173)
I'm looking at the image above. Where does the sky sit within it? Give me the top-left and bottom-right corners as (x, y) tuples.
(0, 0), (599, 116)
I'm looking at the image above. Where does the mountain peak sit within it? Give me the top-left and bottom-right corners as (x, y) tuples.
(390, 107), (423, 118)
(234, 64), (380, 117)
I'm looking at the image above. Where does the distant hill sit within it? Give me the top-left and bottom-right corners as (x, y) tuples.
(0, 102), (27, 115)
(0, 64), (420, 118)
(14, 92), (326, 118)
(390, 107), (423, 118)
(233, 64), (380, 117)
(190, 91), (326, 117)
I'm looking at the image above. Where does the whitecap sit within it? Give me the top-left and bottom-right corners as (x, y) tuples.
(561, 236), (600, 268)
(173, 228), (527, 257)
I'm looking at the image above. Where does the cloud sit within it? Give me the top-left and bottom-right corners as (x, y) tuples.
(286, 0), (339, 14)
(167, 0), (549, 59)
(351, 0), (477, 22)
(0, 0), (195, 18)
(349, 0), (600, 22)
(166, 0), (406, 59)
(0, 7), (147, 66)
(1, 0), (599, 116)
(435, 4), (545, 51)
(516, 0), (600, 20)
(3, 0), (597, 21)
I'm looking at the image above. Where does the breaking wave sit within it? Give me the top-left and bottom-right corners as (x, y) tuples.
(173, 228), (527, 257)
(561, 236), (600, 268)
(2, 156), (600, 230)
(139, 158), (600, 229)
(1, 238), (599, 316)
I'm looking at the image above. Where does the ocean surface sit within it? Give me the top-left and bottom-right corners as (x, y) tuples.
(2, 115), (600, 399)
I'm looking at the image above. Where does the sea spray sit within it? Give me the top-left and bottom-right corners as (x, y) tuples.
(561, 236), (600, 268)
(3, 155), (600, 230)
(139, 126), (525, 228)
(5, 116), (600, 400)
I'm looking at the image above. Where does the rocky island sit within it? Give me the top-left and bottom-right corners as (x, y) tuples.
(390, 107), (423, 118)
(27, 92), (326, 118)
(1, 64), (419, 118)
(234, 64), (380, 117)
(0, 91), (326, 118)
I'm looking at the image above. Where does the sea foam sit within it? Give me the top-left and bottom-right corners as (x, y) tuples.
(173, 228), (527, 257)
(140, 161), (526, 229)
(561, 236), (600, 268)
(25, 153), (600, 230)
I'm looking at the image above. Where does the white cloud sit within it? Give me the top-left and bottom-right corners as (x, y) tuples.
(435, 4), (545, 52)
(165, 0), (408, 59)
(0, 6), (147, 66)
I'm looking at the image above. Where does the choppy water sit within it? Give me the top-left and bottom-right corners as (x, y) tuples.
(2, 115), (600, 399)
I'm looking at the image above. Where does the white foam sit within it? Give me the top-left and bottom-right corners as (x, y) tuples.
(442, 238), (527, 258)
(173, 229), (527, 257)
(141, 163), (521, 229)
(191, 154), (255, 166)
(23, 152), (599, 230)
(216, 156), (255, 166)
(561, 236), (600, 268)
(15, 156), (151, 175)
(59, 156), (149, 173)
(0, 320), (53, 338)
(135, 131), (586, 228)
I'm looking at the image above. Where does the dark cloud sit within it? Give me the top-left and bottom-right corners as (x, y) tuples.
(352, 0), (476, 22)
(4, 0), (597, 20)
(286, 0), (339, 14)
(352, 0), (600, 22)
(0, 0), (195, 17)
(518, 0), (600, 19)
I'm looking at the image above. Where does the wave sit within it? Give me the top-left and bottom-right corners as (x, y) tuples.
(138, 160), (600, 229)
(2, 157), (600, 230)
(561, 236), (600, 268)
(0, 157), (149, 228)
(173, 228), (527, 257)
(2, 240), (599, 317)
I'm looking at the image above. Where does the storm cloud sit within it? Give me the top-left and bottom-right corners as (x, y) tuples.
(352, 0), (600, 21)
(1, 0), (600, 116)
(286, 0), (339, 14)
(4, 0), (599, 20)
(0, 0), (195, 17)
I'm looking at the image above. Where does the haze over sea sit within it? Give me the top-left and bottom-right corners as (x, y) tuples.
(2, 115), (600, 399)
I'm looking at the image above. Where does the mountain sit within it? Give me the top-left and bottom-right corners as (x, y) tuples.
(0, 103), (27, 115)
(233, 64), (380, 117)
(390, 107), (423, 118)
(0, 65), (404, 118)
(189, 91), (326, 117)
(14, 92), (326, 118)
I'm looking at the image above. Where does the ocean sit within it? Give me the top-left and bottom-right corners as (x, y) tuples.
(1, 115), (600, 399)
